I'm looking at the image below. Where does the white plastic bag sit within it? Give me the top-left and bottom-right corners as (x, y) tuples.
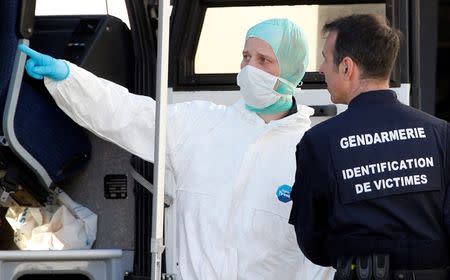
(5, 189), (97, 250)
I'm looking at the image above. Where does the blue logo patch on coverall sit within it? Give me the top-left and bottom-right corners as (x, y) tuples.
(276, 185), (292, 203)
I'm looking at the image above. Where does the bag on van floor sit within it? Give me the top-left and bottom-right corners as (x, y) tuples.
(5, 189), (97, 250)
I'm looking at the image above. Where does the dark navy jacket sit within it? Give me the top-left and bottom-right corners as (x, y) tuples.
(289, 90), (450, 270)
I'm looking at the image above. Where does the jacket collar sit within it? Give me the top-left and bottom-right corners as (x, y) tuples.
(348, 90), (399, 108)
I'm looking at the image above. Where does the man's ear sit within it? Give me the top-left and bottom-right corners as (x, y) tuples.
(340, 57), (355, 79)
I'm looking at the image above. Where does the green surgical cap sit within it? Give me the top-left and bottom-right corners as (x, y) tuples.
(246, 18), (309, 86)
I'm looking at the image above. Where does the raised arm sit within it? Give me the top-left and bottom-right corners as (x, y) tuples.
(19, 44), (157, 162)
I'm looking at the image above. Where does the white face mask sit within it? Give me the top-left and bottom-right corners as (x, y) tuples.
(237, 65), (296, 109)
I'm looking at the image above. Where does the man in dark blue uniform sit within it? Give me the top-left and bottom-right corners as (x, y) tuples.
(289, 14), (450, 280)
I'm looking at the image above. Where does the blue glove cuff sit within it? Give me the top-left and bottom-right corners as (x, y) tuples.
(53, 60), (70, 81)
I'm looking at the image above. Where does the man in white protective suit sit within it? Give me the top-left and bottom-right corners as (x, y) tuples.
(19, 18), (334, 280)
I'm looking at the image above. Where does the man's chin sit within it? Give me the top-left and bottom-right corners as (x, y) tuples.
(329, 94), (343, 105)
(328, 90), (336, 103)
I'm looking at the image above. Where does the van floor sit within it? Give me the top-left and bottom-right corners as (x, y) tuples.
(0, 207), (17, 250)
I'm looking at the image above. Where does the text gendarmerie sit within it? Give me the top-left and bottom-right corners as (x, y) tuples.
(340, 127), (426, 149)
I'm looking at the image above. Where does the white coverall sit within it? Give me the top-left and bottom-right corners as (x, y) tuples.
(44, 62), (335, 280)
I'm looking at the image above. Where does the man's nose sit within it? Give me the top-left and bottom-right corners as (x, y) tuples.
(318, 62), (327, 76)
(318, 65), (325, 76)
(247, 58), (258, 67)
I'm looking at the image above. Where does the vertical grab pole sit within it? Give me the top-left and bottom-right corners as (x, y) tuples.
(151, 0), (170, 279)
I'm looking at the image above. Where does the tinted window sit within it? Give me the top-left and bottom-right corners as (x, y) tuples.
(195, 4), (385, 74)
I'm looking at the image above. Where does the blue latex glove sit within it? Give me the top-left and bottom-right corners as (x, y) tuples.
(18, 44), (70, 81)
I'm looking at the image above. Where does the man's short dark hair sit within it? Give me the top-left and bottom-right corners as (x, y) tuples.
(322, 14), (401, 80)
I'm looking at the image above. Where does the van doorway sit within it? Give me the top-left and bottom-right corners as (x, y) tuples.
(436, 0), (450, 121)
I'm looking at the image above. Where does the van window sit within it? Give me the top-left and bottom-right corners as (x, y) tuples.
(195, 4), (385, 74)
(35, 0), (130, 27)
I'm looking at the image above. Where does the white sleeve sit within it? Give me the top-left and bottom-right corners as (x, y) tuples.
(44, 62), (158, 162)
(44, 62), (217, 165)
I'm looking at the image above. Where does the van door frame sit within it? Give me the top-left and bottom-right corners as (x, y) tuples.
(170, 0), (409, 92)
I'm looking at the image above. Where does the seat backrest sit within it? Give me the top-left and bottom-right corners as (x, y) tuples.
(0, 0), (92, 206)
(0, 0), (19, 114)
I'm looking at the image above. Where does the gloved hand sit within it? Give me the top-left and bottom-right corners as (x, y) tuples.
(18, 44), (70, 81)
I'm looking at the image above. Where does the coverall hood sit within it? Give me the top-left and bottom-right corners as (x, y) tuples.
(246, 18), (309, 87)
